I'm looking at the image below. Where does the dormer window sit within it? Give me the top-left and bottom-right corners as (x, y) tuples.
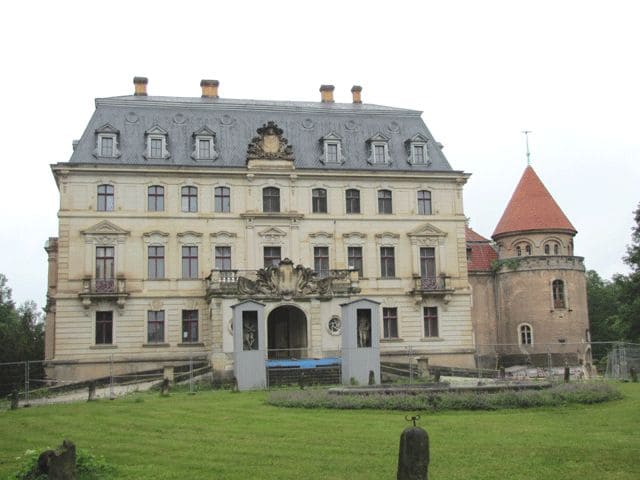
(191, 126), (218, 161)
(320, 133), (343, 164)
(94, 124), (120, 159)
(144, 125), (170, 160)
(367, 133), (391, 165)
(406, 133), (430, 166)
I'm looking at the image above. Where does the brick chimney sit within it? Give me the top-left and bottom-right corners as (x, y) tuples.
(201, 79), (219, 98)
(351, 85), (362, 104)
(320, 84), (335, 103)
(133, 76), (148, 96)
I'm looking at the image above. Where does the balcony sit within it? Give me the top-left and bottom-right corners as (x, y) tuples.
(206, 262), (360, 299)
(79, 277), (128, 309)
(411, 275), (454, 298)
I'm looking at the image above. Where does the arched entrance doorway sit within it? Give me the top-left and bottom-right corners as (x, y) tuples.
(267, 305), (308, 359)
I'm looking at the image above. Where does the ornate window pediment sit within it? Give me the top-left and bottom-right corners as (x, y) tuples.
(258, 227), (287, 243)
(320, 132), (344, 164)
(407, 223), (447, 246)
(144, 125), (170, 160)
(375, 232), (400, 246)
(247, 121), (294, 161)
(192, 126), (218, 161)
(94, 124), (121, 159)
(142, 231), (170, 244)
(405, 133), (430, 166)
(210, 231), (237, 240)
(177, 231), (203, 244)
(81, 220), (130, 245)
(367, 133), (391, 165)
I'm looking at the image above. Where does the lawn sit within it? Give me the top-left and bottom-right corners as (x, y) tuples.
(0, 383), (639, 479)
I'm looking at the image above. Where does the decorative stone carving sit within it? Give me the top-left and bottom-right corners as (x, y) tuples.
(247, 121), (294, 161)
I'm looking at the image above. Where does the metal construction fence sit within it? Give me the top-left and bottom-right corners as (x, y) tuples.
(2, 342), (638, 407)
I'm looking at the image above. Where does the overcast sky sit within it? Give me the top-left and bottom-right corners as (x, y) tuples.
(1, 0), (638, 307)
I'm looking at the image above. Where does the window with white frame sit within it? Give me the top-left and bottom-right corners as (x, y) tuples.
(367, 133), (391, 164)
(406, 133), (429, 165)
(519, 324), (533, 345)
(320, 133), (343, 164)
(94, 124), (120, 158)
(192, 127), (218, 161)
(144, 125), (170, 160)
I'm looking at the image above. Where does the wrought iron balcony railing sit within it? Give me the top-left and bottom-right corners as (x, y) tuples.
(79, 277), (128, 309)
(412, 275), (452, 295)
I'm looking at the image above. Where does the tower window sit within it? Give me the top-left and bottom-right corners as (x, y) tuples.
(552, 280), (566, 309)
(519, 324), (532, 345)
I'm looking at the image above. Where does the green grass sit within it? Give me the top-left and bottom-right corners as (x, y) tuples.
(1, 383), (639, 479)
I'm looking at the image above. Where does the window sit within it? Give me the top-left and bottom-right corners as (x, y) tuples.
(380, 247), (395, 278)
(519, 324), (532, 345)
(150, 138), (163, 158)
(378, 190), (392, 214)
(96, 311), (113, 345)
(264, 246), (281, 267)
(417, 190), (432, 215)
(214, 186), (231, 213)
(525, 245), (532, 256)
(423, 307), (439, 337)
(181, 186), (198, 212)
(544, 244), (550, 255)
(148, 185), (164, 212)
(144, 126), (169, 160)
(552, 280), (566, 309)
(215, 246), (232, 270)
(346, 189), (360, 214)
(406, 134), (429, 165)
(347, 246), (363, 277)
(192, 127), (218, 161)
(263, 187), (280, 213)
(420, 247), (436, 280)
(100, 137), (114, 157)
(148, 246), (165, 279)
(326, 143), (338, 163)
(242, 311), (259, 350)
(147, 310), (165, 343)
(97, 184), (114, 211)
(367, 134), (391, 164)
(383, 307), (398, 338)
(314, 246), (329, 276)
(96, 246), (114, 282)
(182, 310), (198, 343)
(413, 145), (426, 164)
(182, 246), (198, 279)
(554, 243), (560, 255)
(312, 188), (327, 213)
(374, 145), (386, 163)
(516, 246), (522, 257)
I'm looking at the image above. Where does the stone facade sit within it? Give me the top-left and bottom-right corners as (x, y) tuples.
(44, 79), (477, 381)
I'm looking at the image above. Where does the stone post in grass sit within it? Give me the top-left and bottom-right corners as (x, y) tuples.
(397, 415), (429, 480)
(160, 378), (170, 396)
(87, 382), (96, 402)
(630, 367), (638, 382)
(564, 366), (570, 383)
(9, 389), (19, 410)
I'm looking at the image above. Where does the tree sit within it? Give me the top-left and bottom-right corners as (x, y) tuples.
(0, 274), (45, 395)
(615, 202), (640, 342)
(586, 270), (624, 342)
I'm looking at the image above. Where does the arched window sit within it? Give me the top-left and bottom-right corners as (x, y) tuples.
(378, 189), (392, 214)
(544, 244), (550, 255)
(554, 243), (559, 255)
(519, 324), (533, 345)
(148, 185), (164, 212)
(525, 244), (532, 256)
(97, 184), (114, 211)
(312, 188), (327, 213)
(263, 187), (280, 213)
(181, 186), (198, 212)
(552, 279), (566, 309)
(345, 189), (360, 214)
(214, 186), (230, 212)
(417, 190), (432, 215)
(516, 246), (522, 257)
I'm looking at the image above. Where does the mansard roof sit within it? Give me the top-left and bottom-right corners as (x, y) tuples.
(66, 95), (454, 172)
(492, 166), (576, 239)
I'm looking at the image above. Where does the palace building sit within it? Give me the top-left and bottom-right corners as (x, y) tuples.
(43, 78), (590, 381)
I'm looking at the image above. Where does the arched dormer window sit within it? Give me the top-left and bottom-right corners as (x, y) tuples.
(263, 187), (280, 213)
(552, 279), (566, 309)
(519, 324), (533, 345)
(366, 133), (391, 165)
(320, 133), (343, 164)
(94, 124), (120, 158)
(405, 133), (430, 165)
(191, 126), (218, 161)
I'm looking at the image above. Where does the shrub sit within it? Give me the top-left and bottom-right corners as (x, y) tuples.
(12, 448), (115, 479)
(266, 382), (622, 412)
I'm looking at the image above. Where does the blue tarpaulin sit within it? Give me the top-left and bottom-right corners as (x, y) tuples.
(266, 357), (341, 368)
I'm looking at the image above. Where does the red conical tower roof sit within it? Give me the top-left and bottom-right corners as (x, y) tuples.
(492, 166), (576, 239)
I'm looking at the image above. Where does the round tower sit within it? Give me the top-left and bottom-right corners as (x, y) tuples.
(491, 166), (590, 367)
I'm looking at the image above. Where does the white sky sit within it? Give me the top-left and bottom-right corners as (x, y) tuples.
(0, 0), (638, 307)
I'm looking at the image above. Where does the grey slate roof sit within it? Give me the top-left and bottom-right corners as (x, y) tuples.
(68, 95), (454, 172)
